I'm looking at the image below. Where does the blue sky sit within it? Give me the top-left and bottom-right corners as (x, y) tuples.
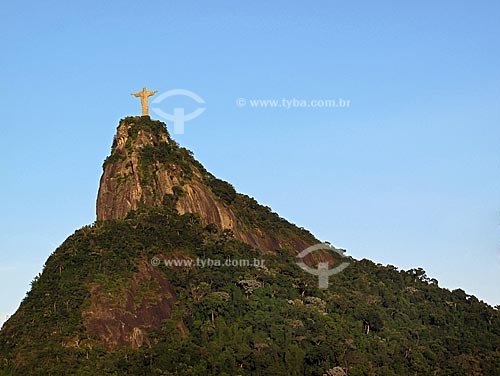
(1, 1), (500, 326)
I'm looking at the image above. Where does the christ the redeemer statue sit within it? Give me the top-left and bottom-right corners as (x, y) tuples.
(131, 87), (158, 116)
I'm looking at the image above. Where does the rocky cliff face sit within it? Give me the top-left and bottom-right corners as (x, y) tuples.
(97, 116), (317, 254)
(96, 117), (174, 220)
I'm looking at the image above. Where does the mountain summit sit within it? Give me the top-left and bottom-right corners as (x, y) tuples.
(1, 117), (499, 375)
(97, 116), (317, 254)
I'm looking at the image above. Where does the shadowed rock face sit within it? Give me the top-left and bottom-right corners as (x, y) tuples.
(83, 261), (178, 350)
(97, 116), (317, 255)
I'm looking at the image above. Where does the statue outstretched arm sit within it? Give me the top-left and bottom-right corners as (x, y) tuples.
(131, 92), (141, 97)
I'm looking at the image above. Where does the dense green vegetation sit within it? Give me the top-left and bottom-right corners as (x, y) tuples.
(1, 200), (499, 375)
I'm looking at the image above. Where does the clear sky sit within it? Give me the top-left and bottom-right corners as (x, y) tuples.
(1, 1), (500, 326)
